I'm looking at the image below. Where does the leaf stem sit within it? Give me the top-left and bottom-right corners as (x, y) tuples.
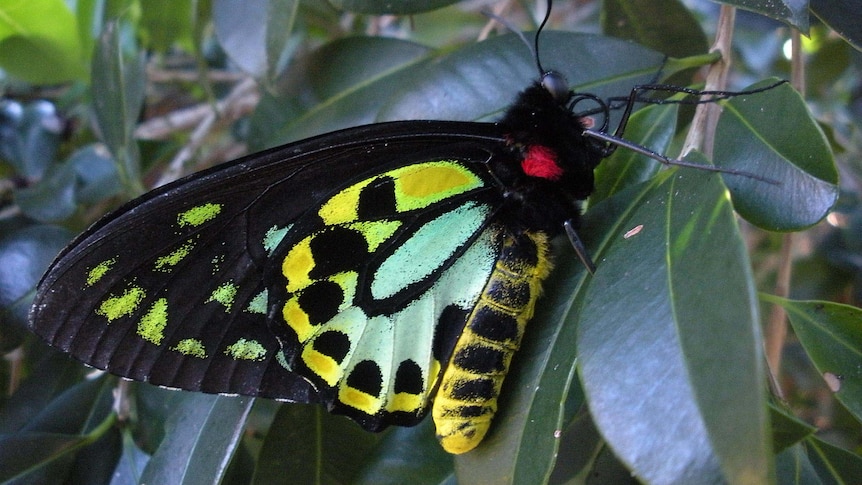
(680, 5), (735, 159)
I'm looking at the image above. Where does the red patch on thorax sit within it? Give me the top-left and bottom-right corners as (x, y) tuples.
(521, 145), (563, 180)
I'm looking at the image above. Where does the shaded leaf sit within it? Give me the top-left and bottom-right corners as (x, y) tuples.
(602, 0), (708, 58)
(762, 296), (862, 422)
(720, 0), (810, 32)
(253, 403), (378, 484)
(0, 225), (72, 327)
(578, 164), (769, 483)
(330, 0), (460, 14)
(213, 0), (301, 81)
(140, 394), (253, 484)
(91, 21), (145, 194)
(139, 0), (194, 52)
(716, 79), (838, 231)
(806, 435), (862, 483)
(810, 0), (862, 51)
(769, 402), (816, 453)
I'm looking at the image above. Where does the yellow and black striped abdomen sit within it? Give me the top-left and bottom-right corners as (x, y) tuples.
(432, 231), (552, 454)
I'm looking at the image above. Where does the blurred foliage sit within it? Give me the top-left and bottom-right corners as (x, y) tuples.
(1, 0), (861, 484)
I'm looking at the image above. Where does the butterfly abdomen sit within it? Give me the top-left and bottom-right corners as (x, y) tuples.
(432, 231), (551, 454)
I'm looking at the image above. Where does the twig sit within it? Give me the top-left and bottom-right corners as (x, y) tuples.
(152, 77), (259, 187)
(765, 29), (805, 396)
(680, 5), (735, 159)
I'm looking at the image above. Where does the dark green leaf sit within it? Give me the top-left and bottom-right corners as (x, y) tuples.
(602, 0), (708, 58)
(811, 0), (862, 50)
(380, 32), (666, 123)
(0, 225), (72, 327)
(140, 394), (253, 485)
(91, 21), (145, 194)
(763, 296), (862, 422)
(213, 0), (301, 81)
(253, 403), (378, 484)
(591, 103), (676, 204)
(719, 0), (810, 32)
(0, 353), (85, 434)
(69, 144), (123, 204)
(578, 163), (770, 483)
(330, 0), (460, 15)
(0, 376), (117, 483)
(0, 101), (62, 179)
(264, 36), (432, 145)
(15, 163), (77, 222)
(775, 443), (825, 485)
(139, 0), (194, 52)
(716, 79), (838, 231)
(0, 432), (90, 483)
(769, 402), (816, 453)
(353, 418), (453, 485)
(806, 435), (862, 483)
(548, 409), (603, 483)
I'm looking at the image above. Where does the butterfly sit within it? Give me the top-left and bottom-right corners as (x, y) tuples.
(27, 14), (782, 456)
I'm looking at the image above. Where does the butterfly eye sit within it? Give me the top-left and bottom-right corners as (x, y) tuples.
(541, 71), (570, 103)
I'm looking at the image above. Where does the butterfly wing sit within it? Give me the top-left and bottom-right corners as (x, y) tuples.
(30, 120), (507, 418)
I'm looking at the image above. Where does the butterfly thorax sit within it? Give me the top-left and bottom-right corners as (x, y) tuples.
(492, 81), (601, 235)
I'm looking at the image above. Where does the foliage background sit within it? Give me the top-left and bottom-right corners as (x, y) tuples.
(0, 0), (860, 483)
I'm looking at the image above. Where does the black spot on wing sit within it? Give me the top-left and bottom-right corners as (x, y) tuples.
(308, 227), (368, 278)
(347, 360), (384, 397)
(357, 175), (397, 220)
(394, 359), (424, 395)
(298, 280), (344, 325)
(313, 330), (351, 364)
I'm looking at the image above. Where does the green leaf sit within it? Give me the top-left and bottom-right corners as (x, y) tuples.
(590, 102), (677, 204)
(775, 443), (826, 485)
(602, 0), (708, 58)
(769, 402), (816, 453)
(380, 32), (667, 123)
(91, 21), (145, 195)
(213, 0), (301, 81)
(139, 0), (194, 52)
(254, 404), (379, 484)
(806, 434), (862, 483)
(139, 393), (253, 484)
(0, 0), (86, 83)
(16, 144), (121, 222)
(330, 0), (460, 14)
(0, 375), (117, 483)
(0, 225), (72, 327)
(719, 0), (810, 32)
(810, 0), (862, 50)
(263, 36), (432, 145)
(577, 162), (770, 483)
(715, 79), (838, 231)
(353, 418), (453, 485)
(762, 296), (862, 423)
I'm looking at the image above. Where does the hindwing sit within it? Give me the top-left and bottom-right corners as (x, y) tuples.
(265, 160), (505, 429)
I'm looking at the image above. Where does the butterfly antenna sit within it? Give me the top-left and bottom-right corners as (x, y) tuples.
(534, 0), (553, 75)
